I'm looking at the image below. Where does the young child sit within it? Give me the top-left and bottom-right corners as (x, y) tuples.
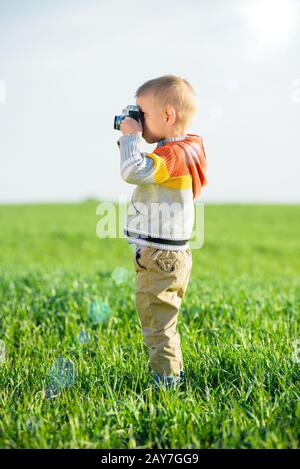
(117, 75), (207, 390)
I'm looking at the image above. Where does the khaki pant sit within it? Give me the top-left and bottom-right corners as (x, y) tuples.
(132, 244), (192, 380)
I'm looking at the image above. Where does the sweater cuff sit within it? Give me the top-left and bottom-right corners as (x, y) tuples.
(117, 133), (143, 162)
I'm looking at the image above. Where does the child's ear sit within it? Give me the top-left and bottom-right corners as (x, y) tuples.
(165, 106), (176, 124)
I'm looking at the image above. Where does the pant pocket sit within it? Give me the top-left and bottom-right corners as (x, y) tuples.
(135, 247), (147, 269)
(153, 251), (179, 273)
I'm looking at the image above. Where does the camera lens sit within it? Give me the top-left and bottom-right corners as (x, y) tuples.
(114, 115), (124, 130)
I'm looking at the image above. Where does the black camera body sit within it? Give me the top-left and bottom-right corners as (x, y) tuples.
(114, 105), (144, 130)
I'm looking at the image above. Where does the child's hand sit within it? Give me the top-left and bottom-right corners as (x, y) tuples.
(120, 116), (143, 136)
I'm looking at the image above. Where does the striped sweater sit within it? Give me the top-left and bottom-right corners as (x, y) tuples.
(117, 133), (207, 250)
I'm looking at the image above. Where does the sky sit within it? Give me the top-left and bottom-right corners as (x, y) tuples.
(0, 0), (299, 204)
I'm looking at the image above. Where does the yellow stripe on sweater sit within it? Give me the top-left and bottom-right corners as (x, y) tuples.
(147, 153), (171, 184)
(161, 174), (193, 190)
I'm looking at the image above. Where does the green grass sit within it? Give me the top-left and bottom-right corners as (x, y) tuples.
(0, 201), (299, 448)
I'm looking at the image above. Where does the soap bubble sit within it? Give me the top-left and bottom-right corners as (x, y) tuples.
(77, 329), (90, 344)
(0, 340), (6, 364)
(88, 299), (110, 324)
(26, 416), (40, 433)
(111, 267), (129, 285)
(45, 384), (60, 399)
(48, 357), (76, 390)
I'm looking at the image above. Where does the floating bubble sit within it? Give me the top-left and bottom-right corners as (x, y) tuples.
(45, 384), (60, 399)
(111, 267), (129, 285)
(26, 416), (40, 433)
(77, 329), (90, 344)
(48, 357), (76, 390)
(88, 299), (110, 324)
(0, 340), (6, 364)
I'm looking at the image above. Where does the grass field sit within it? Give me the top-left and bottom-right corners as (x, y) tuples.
(0, 201), (299, 448)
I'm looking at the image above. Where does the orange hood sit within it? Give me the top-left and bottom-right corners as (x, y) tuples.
(154, 133), (208, 201)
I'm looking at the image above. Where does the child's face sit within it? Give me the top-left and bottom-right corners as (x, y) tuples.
(136, 93), (169, 144)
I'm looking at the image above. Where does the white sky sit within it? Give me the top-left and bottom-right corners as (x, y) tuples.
(0, 0), (299, 204)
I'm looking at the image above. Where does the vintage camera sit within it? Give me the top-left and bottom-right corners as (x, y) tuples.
(114, 104), (144, 130)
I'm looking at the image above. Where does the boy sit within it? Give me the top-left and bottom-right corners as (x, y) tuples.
(117, 75), (207, 390)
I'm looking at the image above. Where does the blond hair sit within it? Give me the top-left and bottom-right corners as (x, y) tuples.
(135, 75), (198, 129)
